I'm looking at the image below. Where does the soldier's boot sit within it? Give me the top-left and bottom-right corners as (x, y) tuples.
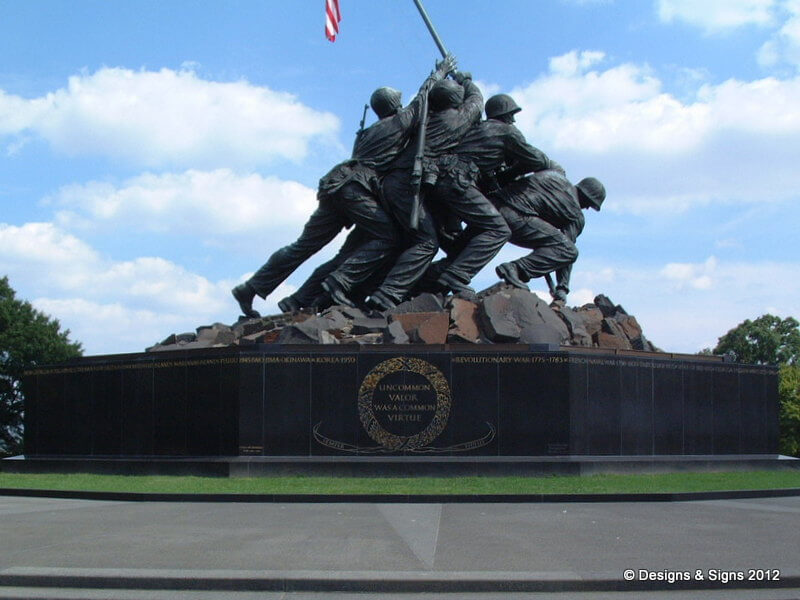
(549, 287), (567, 311)
(436, 272), (476, 297)
(277, 296), (301, 313)
(365, 289), (397, 312)
(321, 277), (356, 308)
(495, 262), (529, 290)
(308, 292), (334, 313)
(231, 282), (261, 318)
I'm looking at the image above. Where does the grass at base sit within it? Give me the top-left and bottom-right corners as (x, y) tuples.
(1, 470), (800, 496)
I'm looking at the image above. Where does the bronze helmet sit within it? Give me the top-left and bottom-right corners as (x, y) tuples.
(485, 94), (522, 119)
(370, 87), (402, 118)
(575, 177), (606, 210)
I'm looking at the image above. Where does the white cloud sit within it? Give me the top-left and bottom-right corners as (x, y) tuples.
(657, 0), (778, 33)
(697, 75), (800, 133)
(0, 222), (226, 313)
(758, 0), (800, 69)
(512, 50), (706, 155)
(0, 67), (340, 168)
(569, 288), (597, 306)
(472, 251), (800, 354)
(549, 50), (606, 76)
(661, 256), (718, 290)
(0, 222), (303, 353)
(513, 50), (800, 154)
(0, 222), (100, 290)
(507, 50), (800, 214)
(30, 298), (181, 355)
(31, 279), (294, 356)
(656, 0), (800, 71)
(4, 221), (798, 357)
(474, 79), (501, 100)
(567, 256), (800, 352)
(49, 169), (318, 235)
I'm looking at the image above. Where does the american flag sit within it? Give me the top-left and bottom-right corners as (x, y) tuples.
(325, 0), (341, 42)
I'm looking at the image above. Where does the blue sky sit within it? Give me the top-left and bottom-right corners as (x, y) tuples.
(2, 0), (799, 355)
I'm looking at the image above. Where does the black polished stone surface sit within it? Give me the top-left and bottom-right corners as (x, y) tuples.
(310, 353), (357, 456)
(237, 358), (263, 455)
(585, 360), (621, 455)
(92, 370), (123, 456)
(448, 354), (500, 456)
(21, 347), (779, 458)
(568, 359), (588, 455)
(683, 367), (714, 455)
(120, 368), (154, 456)
(653, 363), (683, 455)
(619, 364), (654, 455)
(713, 370), (741, 454)
(153, 364), (188, 456)
(186, 364), (221, 456)
(64, 371), (92, 455)
(499, 356), (569, 456)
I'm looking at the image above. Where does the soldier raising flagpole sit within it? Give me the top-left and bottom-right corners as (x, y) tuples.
(227, 1), (604, 315)
(408, 0), (452, 231)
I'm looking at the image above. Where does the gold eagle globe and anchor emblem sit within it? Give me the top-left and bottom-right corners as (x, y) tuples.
(313, 357), (495, 453)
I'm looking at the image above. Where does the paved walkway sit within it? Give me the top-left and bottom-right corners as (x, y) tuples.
(1, 495), (799, 598)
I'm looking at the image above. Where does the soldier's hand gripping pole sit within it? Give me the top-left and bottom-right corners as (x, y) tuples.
(409, 0), (450, 230)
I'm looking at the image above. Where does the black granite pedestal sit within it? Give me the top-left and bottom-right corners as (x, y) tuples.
(18, 345), (779, 472)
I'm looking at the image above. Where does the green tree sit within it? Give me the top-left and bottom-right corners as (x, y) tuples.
(709, 314), (800, 457)
(779, 364), (800, 457)
(0, 276), (83, 456)
(712, 314), (800, 365)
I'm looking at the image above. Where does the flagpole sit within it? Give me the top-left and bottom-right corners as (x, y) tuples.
(408, 0), (451, 230)
(412, 0), (449, 58)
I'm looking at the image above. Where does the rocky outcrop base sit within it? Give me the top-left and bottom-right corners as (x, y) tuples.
(147, 286), (659, 352)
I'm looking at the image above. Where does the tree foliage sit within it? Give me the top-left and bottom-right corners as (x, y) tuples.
(0, 276), (83, 456)
(709, 314), (800, 457)
(712, 314), (800, 366)
(779, 364), (800, 457)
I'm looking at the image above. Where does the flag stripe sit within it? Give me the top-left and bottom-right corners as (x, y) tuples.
(329, 0), (340, 22)
(325, 0), (341, 42)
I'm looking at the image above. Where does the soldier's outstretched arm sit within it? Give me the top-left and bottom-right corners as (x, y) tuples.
(562, 217), (584, 244)
(398, 55), (458, 129)
(420, 54), (456, 96)
(504, 128), (553, 178)
(455, 73), (484, 123)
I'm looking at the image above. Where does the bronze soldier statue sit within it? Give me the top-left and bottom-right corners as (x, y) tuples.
(364, 72), (484, 310)
(276, 226), (396, 312)
(419, 93), (556, 295)
(231, 57), (456, 317)
(492, 163), (605, 307)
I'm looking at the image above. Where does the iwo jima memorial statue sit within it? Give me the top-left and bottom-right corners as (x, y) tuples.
(18, 1), (779, 473)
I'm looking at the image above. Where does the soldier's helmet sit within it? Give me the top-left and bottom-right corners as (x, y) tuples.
(370, 87), (403, 119)
(429, 79), (465, 111)
(485, 94), (522, 119)
(575, 177), (606, 211)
